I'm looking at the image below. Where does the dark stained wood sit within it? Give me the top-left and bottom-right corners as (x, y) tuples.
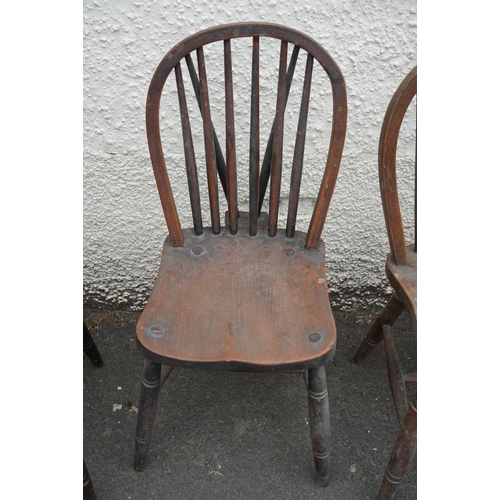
(83, 323), (103, 367)
(197, 47), (221, 234)
(249, 36), (260, 236)
(268, 40), (288, 237)
(138, 23), (348, 485)
(134, 359), (161, 471)
(184, 53), (228, 199)
(286, 53), (314, 238)
(224, 39), (238, 235)
(175, 62), (203, 235)
(378, 395), (417, 500)
(307, 365), (330, 487)
(258, 44), (300, 215)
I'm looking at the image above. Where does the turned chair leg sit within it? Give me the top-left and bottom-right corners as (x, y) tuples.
(378, 394), (417, 500)
(307, 365), (330, 487)
(134, 358), (162, 471)
(83, 323), (103, 367)
(83, 460), (97, 500)
(353, 294), (404, 365)
(383, 324), (409, 426)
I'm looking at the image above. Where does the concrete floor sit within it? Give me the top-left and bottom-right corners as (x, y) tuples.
(83, 305), (416, 499)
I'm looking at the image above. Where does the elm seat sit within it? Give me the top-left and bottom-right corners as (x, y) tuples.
(136, 220), (336, 371)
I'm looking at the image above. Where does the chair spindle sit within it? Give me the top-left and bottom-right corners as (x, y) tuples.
(196, 47), (221, 234)
(258, 45), (300, 215)
(184, 53), (228, 199)
(224, 39), (238, 235)
(174, 63), (203, 235)
(286, 53), (314, 238)
(249, 36), (260, 236)
(268, 40), (288, 237)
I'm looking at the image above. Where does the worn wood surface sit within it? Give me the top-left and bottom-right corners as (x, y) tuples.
(137, 214), (336, 371)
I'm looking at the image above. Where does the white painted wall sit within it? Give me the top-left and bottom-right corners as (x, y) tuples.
(83, 0), (416, 311)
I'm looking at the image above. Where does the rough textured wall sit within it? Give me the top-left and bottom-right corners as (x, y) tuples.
(83, 0), (417, 311)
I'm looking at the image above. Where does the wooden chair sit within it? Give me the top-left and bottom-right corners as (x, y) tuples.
(353, 66), (417, 499)
(133, 23), (347, 486)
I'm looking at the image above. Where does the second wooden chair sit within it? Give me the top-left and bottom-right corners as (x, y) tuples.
(353, 66), (417, 499)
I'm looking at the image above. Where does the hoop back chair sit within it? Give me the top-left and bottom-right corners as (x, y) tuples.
(353, 66), (417, 499)
(133, 23), (347, 487)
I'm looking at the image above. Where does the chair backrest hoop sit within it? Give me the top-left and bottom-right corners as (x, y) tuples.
(146, 22), (347, 249)
(379, 66), (417, 266)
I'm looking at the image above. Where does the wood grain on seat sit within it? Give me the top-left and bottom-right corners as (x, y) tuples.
(137, 216), (336, 371)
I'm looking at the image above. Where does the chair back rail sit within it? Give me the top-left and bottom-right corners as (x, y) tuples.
(379, 66), (417, 266)
(146, 22), (347, 249)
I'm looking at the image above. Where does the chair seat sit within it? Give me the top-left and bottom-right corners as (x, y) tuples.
(386, 244), (417, 329)
(136, 225), (336, 372)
